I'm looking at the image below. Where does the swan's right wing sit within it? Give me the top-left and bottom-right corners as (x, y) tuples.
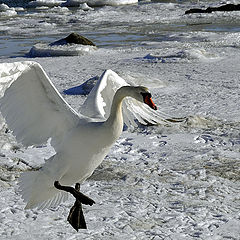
(0, 61), (80, 149)
(80, 69), (186, 127)
(80, 69), (128, 119)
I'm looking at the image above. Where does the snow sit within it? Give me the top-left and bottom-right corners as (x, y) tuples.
(63, 76), (99, 95)
(62, 0), (135, 7)
(0, 3), (9, 11)
(86, 0), (138, 7)
(28, 43), (97, 57)
(0, 0), (240, 239)
(0, 3), (17, 17)
(28, 0), (65, 8)
(27, 0), (137, 8)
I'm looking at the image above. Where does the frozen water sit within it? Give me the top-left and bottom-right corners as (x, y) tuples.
(62, 0), (138, 7)
(1, 0), (240, 57)
(27, 43), (97, 57)
(0, 0), (240, 239)
(143, 48), (221, 63)
(27, 0), (65, 8)
(0, 3), (17, 17)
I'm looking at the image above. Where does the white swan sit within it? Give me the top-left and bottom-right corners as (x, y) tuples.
(0, 61), (182, 209)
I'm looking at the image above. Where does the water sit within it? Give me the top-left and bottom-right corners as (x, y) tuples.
(0, 0), (240, 57)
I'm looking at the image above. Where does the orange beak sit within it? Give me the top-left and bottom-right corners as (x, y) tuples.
(144, 94), (157, 110)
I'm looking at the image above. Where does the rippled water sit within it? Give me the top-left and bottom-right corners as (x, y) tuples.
(1, 0), (240, 57)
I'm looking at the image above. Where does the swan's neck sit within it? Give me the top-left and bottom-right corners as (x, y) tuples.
(104, 86), (129, 135)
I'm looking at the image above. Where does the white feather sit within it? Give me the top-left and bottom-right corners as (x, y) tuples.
(0, 61), (184, 209)
(0, 61), (79, 150)
(80, 69), (128, 119)
(81, 69), (179, 126)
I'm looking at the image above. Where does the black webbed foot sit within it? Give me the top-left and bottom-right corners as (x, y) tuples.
(67, 183), (87, 231)
(54, 181), (95, 206)
(54, 181), (95, 230)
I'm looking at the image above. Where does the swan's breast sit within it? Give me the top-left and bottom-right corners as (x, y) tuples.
(57, 122), (116, 183)
(61, 121), (117, 161)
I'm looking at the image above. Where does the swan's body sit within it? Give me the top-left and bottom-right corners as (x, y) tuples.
(0, 61), (177, 209)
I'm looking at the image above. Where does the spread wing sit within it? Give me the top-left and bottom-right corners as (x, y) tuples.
(0, 61), (80, 149)
(80, 69), (127, 119)
(80, 69), (184, 127)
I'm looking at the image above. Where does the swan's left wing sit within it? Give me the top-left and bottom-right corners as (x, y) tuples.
(0, 61), (80, 149)
(80, 69), (185, 127)
(80, 69), (128, 119)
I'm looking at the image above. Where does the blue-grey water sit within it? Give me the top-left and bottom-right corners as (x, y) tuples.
(0, 0), (240, 57)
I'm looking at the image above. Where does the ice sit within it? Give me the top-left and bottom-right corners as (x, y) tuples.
(79, 2), (94, 10)
(61, 0), (86, 7)
(0, 0), (240, 238)
(27, 0), (138, 8)
(1, 2), (240, 56)
(1, 47), (240, 238)
(28, 0), (65, 8)
(61, 0), (93, 9)
(63, 1), (94, 10)
(27, 43), (97, 57)
(143, 48), (220, 63)
(0, 3), (9, 10)
(86, 0), (138, 6)
(0, 3), (17, 17)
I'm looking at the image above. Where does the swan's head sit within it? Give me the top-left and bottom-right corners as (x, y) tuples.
(132, 86), (157, 110)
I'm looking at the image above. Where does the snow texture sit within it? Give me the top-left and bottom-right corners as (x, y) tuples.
(0, 0), (240, 239)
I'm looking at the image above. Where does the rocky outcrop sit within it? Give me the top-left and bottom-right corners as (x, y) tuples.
(185, 3), (240, 14)
(50, 33), (96, 46)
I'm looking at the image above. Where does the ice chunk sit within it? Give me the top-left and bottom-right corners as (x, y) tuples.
(87, 0), (138, 7)
(27, 43), (97, 57)
(28, 0), (65, 8)
(0, 3), (17, 17)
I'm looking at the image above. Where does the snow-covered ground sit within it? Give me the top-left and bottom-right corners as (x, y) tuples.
(0, 0), (240, 239)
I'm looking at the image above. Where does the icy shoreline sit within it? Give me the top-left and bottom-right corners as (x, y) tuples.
(0, 44), (240, 239)
(1, 0), (240, 58)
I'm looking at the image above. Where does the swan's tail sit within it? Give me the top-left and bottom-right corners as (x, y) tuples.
(18, 170), (69, 210)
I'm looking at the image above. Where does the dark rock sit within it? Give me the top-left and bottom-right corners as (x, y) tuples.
(185, 8), (208, 14)
(50, 33), (96, 46)
(210, 4), (240, 12)
(185, 3), (240, 14)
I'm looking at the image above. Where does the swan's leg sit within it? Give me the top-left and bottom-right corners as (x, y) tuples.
(54, 181), (95, 231)
(67, 183), (87, 230)
(54, 181), (95, 205)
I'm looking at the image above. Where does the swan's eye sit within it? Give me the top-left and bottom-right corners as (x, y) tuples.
(141, 92), (151, 100)
(141, 92), (157, 110)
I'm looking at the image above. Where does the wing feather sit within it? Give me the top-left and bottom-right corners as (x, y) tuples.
(0, 61), (79, 149)
(80, 69), (128, 119)
(81, 69), (182, 127)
